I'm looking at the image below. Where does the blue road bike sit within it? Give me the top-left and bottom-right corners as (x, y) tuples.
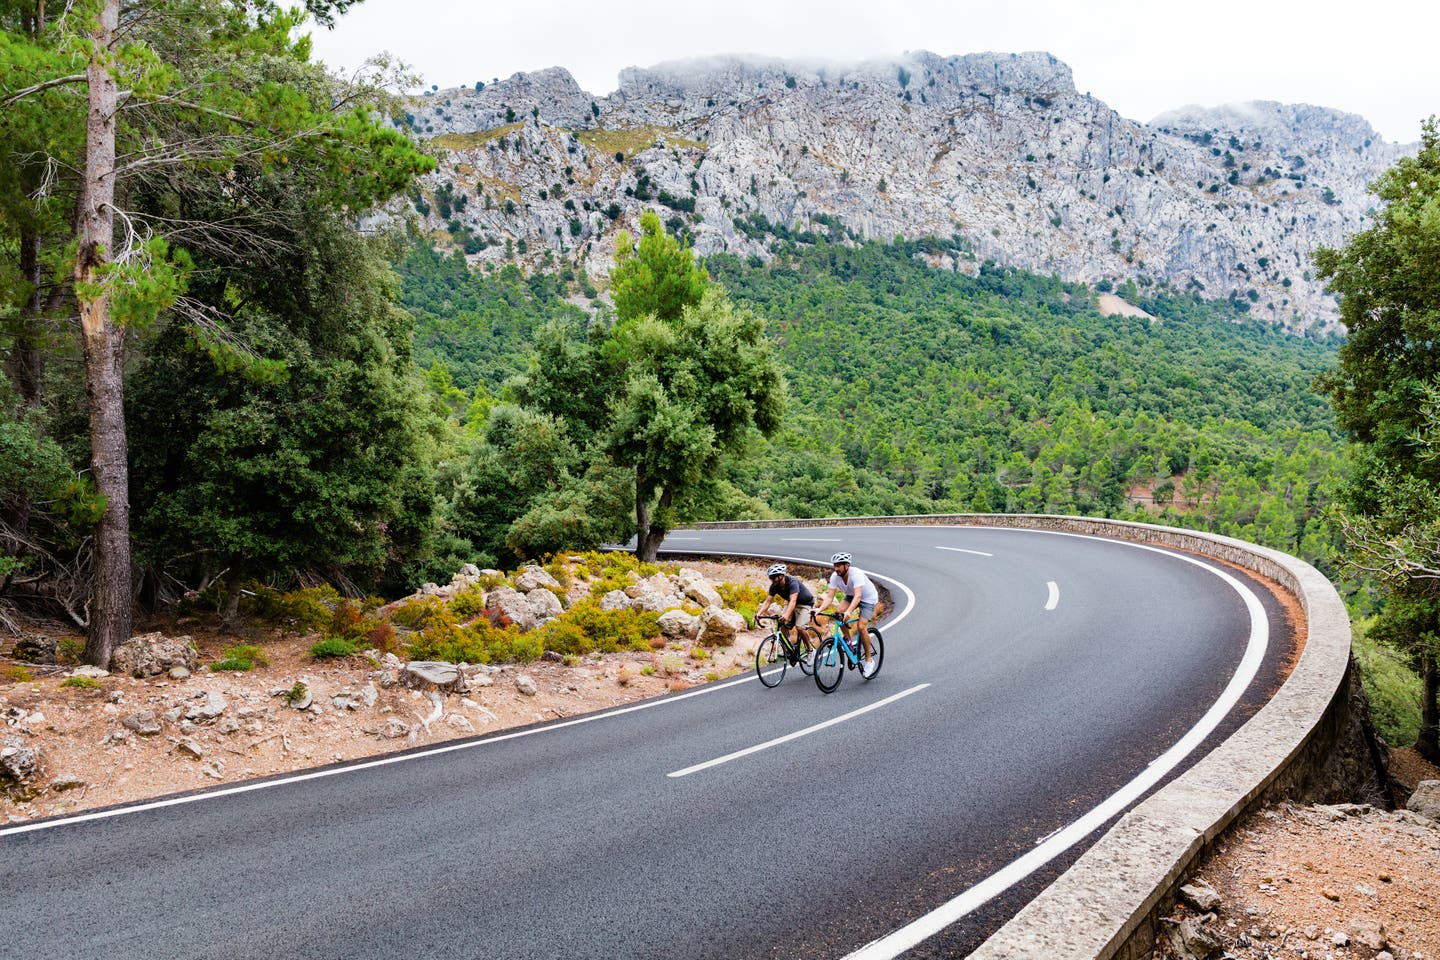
(811, 610), (884, 693)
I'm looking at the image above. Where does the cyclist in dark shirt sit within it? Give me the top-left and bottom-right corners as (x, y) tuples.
(755, 563), (817, 663)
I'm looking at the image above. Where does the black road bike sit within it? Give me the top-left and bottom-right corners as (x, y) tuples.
(754, 614), (818, 687)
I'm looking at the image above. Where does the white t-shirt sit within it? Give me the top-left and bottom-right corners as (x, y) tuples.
(829, 566), (878, 604)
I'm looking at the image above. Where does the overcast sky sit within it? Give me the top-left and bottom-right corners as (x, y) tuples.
(308, 0), (1437, 145)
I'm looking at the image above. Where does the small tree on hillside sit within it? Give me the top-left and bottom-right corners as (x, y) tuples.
(509, 211), (786, 561)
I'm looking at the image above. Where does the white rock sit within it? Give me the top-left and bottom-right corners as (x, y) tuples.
(527, 588), (564, 620)
(1407, 779), (1440, 821)
(676, 568), (724, 609)
(658, 609), (700, 640)
(185, 691), (228, 722)
(515, 565), (560, 592)
(599, 589), (631, 611)
(696, 606), (747, 646)
(445, 714), (475, 733)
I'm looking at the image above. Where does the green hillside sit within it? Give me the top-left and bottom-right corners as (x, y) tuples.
(396, 237), (1347, 574)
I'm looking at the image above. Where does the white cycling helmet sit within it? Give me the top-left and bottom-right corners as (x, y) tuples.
(831, 552), (852, 565)
(766, 563), (787, 577)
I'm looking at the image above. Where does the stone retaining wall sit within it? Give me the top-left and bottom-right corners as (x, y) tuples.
(681, 514), (1354, 959)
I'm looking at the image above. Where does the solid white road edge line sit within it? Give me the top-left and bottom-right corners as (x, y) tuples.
(841, 534), (1269, 960)
(782, 537), (843, 541)
(934, 546), (994, 557)
(2, 556), (918, 840)
(667, 684), (930, 778)
(1045, 581), (1060, 611)
(0, 673), (749, 838)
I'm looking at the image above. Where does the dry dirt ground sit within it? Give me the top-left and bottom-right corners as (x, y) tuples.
(5, 562), (1440, 960)
(1152, 750), (1440, 960)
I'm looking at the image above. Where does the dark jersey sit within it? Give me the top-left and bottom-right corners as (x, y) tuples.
(767, 575), (814, 607)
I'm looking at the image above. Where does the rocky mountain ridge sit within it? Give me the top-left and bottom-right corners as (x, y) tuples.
(396, 50), (1416, 329)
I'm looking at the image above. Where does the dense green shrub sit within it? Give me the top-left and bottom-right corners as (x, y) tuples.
(537, 599), (659, 654)
(245, 585), (340, 634)
(390, 596), (456, 630)
(717, 582), (766, 627)
(212, 643), (269, 671)
(310, 638), (359, 659)
(405, 619), (537, 663)
(450, 584), (489, 620)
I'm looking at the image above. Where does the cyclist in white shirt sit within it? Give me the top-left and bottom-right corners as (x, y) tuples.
(813, 552), (879, 677)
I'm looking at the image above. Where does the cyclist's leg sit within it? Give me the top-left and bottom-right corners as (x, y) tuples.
(794, 606), (814, 650)
(838, 597), (854, 645)
(857, 599), (877, 661)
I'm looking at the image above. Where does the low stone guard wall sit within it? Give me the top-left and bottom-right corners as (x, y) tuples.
(682, 514), (1353, 959)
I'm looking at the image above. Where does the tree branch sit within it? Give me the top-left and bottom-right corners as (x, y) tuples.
(0, 73), (88, 107)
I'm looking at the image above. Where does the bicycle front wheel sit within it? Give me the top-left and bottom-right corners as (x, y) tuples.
(860, 628), (884, 681)
(813, 637), (844, 694)
(756, 634), (786, 688)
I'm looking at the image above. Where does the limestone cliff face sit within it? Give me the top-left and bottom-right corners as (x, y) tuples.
(399, 51), (1413, 329)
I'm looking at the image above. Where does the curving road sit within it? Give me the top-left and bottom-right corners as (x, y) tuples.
(0, 525), (1293, 959)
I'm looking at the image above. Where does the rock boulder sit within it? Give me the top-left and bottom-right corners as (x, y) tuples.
(402, 661), (466, 694)
(489, 586), (539, 632)
(658, 609), (700, 640)
(1407, 779), (1440, 821)
(12, 634), (57, 664)
(515, 565), (561, 592)
(110, 632), (198, 678)
(527, 588), (564, 621)
(696, 607), (747, 647)
(677, 568), (723, 609)
(1, 736), (39, 783)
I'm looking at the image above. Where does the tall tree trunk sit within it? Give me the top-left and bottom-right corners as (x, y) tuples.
(634, 481), (671, 563)
(635, 479), (657, 562)
(219, 574), (245, 634)
(1419, 653), (1439, 765)
(76, 0), (131, 669)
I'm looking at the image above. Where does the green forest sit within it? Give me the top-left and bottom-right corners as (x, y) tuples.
(400, 235), (1349, 581)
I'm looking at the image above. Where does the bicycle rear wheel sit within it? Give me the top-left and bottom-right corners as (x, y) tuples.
(756, 634), (786, 688)
(860, 628), (884, 681)
(813, 637), (844, 694)
(797, 626), (820, 677)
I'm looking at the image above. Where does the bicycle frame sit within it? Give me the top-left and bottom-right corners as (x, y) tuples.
(814, 612), (863, 667)
(756, 615), (810, 661)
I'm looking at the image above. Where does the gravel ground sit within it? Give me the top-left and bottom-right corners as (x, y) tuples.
(1153, 751), (1440, 960)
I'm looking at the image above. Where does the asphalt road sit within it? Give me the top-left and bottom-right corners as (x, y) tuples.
(0, 524), (1291, 960)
